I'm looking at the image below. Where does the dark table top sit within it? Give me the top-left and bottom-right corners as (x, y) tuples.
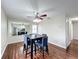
(28, 34), (43, 40)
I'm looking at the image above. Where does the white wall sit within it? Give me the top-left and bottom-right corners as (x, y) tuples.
(1, 9), (8, 56)
(8, 35), (24, 44)
(38, 16), (66, 48)
(73, 21), (78, 40)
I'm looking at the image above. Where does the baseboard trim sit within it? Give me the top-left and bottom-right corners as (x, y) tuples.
(8, 41), (23, 45)
(8, 40), (23, 44)
(49, 43), (66, 52)
(1, 44), (8, 58)
(48, 41), (66, 49)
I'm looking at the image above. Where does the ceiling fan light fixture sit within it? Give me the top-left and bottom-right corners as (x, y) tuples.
(33, 19), (42, 23)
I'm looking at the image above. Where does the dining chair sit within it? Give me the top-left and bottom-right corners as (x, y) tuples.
(23, 32), (37, 58)
(35, 34), (48, 58)
(23, 32), (31, 56)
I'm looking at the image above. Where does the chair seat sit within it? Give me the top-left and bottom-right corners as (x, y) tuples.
(35, 34), (48, 51)
(35, 42), (47, 50)
(35, 42), (43, 47)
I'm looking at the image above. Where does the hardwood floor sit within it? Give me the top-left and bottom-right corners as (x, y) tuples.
(2, 39), (78, 59)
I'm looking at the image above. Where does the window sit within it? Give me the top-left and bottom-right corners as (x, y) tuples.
(32, 25), (38, 34)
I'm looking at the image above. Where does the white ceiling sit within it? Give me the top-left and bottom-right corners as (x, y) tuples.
(1, 0), (78, 22)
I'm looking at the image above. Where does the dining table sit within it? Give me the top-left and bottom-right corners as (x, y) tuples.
(28, 34), (44, 59)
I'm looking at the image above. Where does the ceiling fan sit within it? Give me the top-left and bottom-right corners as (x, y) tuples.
(32, 12), (47, 23)
(25, 8), (55, 23)
(35, 12), (47, 20)
(32, 7), (55, 21)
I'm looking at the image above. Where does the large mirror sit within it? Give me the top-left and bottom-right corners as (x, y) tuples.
(8, 22), (32, 36)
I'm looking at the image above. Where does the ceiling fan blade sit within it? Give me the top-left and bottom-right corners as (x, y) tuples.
(39, 17), (43, 20)
(40, 14), (47, 17)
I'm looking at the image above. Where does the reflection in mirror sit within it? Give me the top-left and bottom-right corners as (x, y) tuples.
(9, 22), (31, 36)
